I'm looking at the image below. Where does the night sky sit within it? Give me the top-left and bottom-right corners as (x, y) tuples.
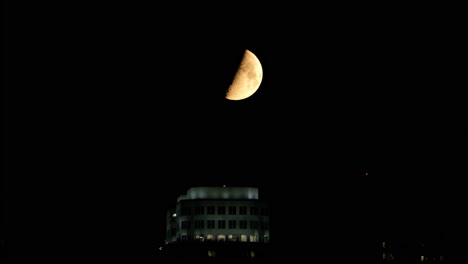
(4, 2), (466, 261)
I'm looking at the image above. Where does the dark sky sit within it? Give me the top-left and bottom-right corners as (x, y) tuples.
(4, 2), (466, 261)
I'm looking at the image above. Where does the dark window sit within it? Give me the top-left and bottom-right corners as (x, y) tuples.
(239, 220), (247, 229)
(181, 207), (191, 216)
(181, 221), (191, 229)
(228, 206), (237, 215)
(194, 220), (204, 229)
(250, 221), (258, 229)
(217, 206), (225, 215)
(260, 208), (269, 216)
(194, 206), (204, 215)
(228, 220), (237, 229)
(207, 220), (215, 229)
(250, 207), (258, 215)
(207, 206), (215, 214)
(217, 220), (226, 229)
(239, 206), (247, 215)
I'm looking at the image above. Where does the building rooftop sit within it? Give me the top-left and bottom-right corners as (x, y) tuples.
(177, 187), (259, 202)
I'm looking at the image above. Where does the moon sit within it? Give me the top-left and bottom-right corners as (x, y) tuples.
(225, 49), (263, 100)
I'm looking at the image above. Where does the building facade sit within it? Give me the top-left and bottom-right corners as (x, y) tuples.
(165, 187), (270, 245)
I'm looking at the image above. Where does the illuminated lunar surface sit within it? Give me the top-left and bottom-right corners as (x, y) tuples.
(225, 50), (263, 100)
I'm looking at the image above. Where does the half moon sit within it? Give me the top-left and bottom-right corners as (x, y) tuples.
(225, 49), (263, 100)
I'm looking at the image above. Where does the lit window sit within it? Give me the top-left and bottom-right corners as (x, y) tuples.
(249, 235), (257, 242)
(240, 235), (248, 242)
(195, 234), (204, 242)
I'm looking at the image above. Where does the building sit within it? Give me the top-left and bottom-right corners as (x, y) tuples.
(162, 186), (271, 260)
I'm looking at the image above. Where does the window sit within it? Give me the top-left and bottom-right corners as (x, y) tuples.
(228, 220), (237, 229)
(181, 221), (191, 229)
(239, 220), (247, 229)
(260, 208), (269, 216)
(250, 207), (258, 215)
(217, 220), (226, 229)
(228, 206), (237, 215)
(239, 206), (247, 215)
(181, 207), (191, 216)
(195, 234), (204, 242)
(207, 206), (215, 214)
(240, 235), (248, 242)
(250, 221), (258, 229)
(194, 206), (204, 215)
(217, 206), (225, 215)
(194, 220), (204, 229)
(260, 221), (269, 230)
(207, 220), (215, 229)
(249, 235), (257, 242)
